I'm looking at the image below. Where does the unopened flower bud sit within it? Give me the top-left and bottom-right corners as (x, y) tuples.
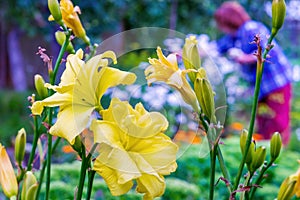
(277, 175), (297, 200)
(15, 128), (26, 166)
(21, 171), (38, 200)
(48, 0), (63, 24)
(247, 142), (255, 164)
(194, 69), (216, 123)
(59, 0), (90, 45)
(71, 135), (82, 152)
(271, 0), (286, 36)
(240, 129), (248, 155)
(34, 74), (48, 99)
(55, 31), (75, 54)
(250, 146), (266, 173)
(182, 36), (201, 83)
(270, 132), (282, 161)
(0, 144), (18, 198)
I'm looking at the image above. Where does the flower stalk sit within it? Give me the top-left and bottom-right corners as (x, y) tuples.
(44, 30), (71, 200)
(27, 115), (39, 171)
(233, 32), (280, 194)
(76, 144), (87, 200)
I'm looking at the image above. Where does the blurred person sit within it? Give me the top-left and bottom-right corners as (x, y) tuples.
(214, 1), (292, 145)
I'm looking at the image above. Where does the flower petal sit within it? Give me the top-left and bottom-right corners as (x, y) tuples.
(60, 49), (84, 86)
(101, 98), (168, 138)
(93, 160), (133, 196)
(91, 120), (141, 176)
(156, 47), (178, 71)
(136, 174), (165, 200)
(0, 144), (18, 197)
(50, 104), (94, 144)
(126, 133), (178, 174)
(145, 47), (200, 112)
(31, 92), (72, 115)
(96, 67), (136, 100)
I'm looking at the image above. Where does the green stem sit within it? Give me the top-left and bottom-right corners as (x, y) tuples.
(233, 33), (276, 193)
(249, 162), (273, 199)
(77, 145), (87, 200)
(82, 143), (98, 200)
(36, 123), (61, 199)
(216, 145), (232, 193)
(44, 31), (71, 200)
(209, 145), (217, 200)
(86, 170), (96, 200)
(199, 116), (217, 200)
(52, 137), (61, 152)
(51, 32), (71, 85)
(240, 172), (252, 200)
(45, 108), (53, 200)
(27, 115), (39, 171)
(36, 159), (47, 199)
(199, 117), (232, 197)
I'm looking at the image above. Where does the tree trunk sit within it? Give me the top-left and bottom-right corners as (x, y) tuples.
(169, 0), (178, 37)
(0, 19), (8, 88)
(7, 28), (27, 91)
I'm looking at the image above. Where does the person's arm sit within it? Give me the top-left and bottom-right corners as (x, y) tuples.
(235, 53), (257, 65)
(236, 21), (270, 65)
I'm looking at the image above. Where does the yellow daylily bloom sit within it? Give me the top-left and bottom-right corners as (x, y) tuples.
(145, 47), (200, 113)
(277, 161), (300, 200)
(31, 50), (136, 144)
(0, 144), (18, 198)
(92, 98), (178, 200)
(294, 164), (300, 197)
(49, 0), (90, 44)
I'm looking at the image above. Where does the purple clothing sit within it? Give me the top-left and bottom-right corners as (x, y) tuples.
(257, 83), (291, 145)
(217, 20), (292, 99)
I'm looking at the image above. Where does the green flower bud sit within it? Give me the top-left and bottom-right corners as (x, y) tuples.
(271, 0), (286, 35)
(277, 175), (297, 200)
(240, 130), (255, 166)
(48, 0), (63, 24)
(55, 31), (75, 54)
(245, 142), (255, 167)
(194, 69), (216, 123)
(21, 171), (38, 200)
(250, 146), (266, 173)
(15, 128), (26, 166)
(270, 132), (282, 161)
(182, 36), (201, 83)
(240, 129), (248, 155)
(25, 183), (38, 200)
(34, 74), (48, 99)
(71, 135), (82, 153)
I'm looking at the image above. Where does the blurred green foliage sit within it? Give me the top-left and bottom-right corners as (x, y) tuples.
(0, 90), (33, 146)
(31, 136), (299, 199)
(0, 0), (271, 40)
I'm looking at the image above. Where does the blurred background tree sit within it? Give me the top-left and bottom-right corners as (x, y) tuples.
(0, 0), (277, 90)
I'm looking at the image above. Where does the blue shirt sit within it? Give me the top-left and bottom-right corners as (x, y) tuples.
(217, 20), (292, 99)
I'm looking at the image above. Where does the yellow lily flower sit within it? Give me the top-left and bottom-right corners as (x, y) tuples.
(294, 164), (300, 197)
(145, 47), (200, 113)
(92, 98), (178, 200)
(49, 0), (90, 44)
(277, 161), (300, 200)
(31, 50), (136, 144)
(0, 144), (18, 198)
